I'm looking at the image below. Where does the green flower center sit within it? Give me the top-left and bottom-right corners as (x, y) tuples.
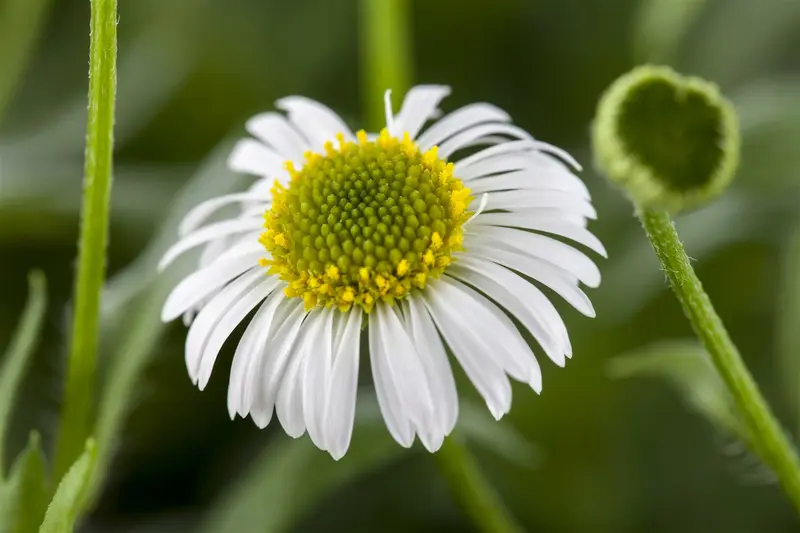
(260, 129), (472, 312)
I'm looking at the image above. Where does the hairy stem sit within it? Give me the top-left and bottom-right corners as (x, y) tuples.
(640, 208), (800, 514)
(54, 0), (118, 482)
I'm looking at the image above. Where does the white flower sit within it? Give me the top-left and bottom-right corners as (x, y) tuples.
(159, 86), (605, 460)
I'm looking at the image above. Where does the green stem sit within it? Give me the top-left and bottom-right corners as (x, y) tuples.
(0, 0), (52, 125)
(639, 208), (800, 513)
(359, 0), (413, 130)
(434, 437), (523, 533)
(54, 0), (118, 482)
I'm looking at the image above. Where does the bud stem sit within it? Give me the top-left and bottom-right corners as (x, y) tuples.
(639, 207), (800, 513)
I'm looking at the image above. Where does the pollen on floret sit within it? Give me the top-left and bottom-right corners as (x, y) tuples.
(396, 259), (409, 276)
(260, 129), (473, 312)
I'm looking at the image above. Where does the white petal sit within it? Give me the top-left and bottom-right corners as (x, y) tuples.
(438, 123), (533, 158)
(228, 138), (287, 177)
(302, 309), (335, 451)
(454, 140), (540, 170)
(404, 295), (459, 435)
(275, 341), (308, 438)
(325, 309), (363, 460)
(469, 227), (601, 288)
(448, 258), (568, 366)
(198, 234), (230, 269)
(392, 85), (451, 139)
(482, 190), (597, 219)
(184, 269), (265, 385)
(276, 96), (354, 149)
(196, 277), (279, 390)
(465, 242), (595, 317)
(158, 217), (264, 271)
(238, 209), (269, 227)
(421, 283), (513, 420)
(178, 193), (269, 237)
(468, 169), (590, 200)
(417, 104), (511, 150)
(162, 252), (264, 321)
(532, 141), (583, 171)
(227, 289), (285, 418)
(457, 154), (555, 180)
(249, 300), (307, 428)
(453, 139), (580, 173)
(472, 212), (606, 257)
(369, 308), (414, 447)
(246, 112), (309, 162)
(457, 255), (572, 354)
(258, 301), (309, 406)
(373, 304), (441, 452)
(437, 276), (538, 386)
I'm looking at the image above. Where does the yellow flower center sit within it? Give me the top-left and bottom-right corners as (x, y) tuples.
(259, 128), (472, 312)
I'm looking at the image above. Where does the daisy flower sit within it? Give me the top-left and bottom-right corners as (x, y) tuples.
(159, 86), (604, 459)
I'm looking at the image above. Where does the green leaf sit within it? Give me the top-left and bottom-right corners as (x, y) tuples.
(0, 431), (49, 533)
(632, 0), (707, 63)
(608, 340), (746, 439)
(0, 0), (52, 123)
(39, 440), (96, 533)
(0, 271), (47, 478)
(201, 396), (408, 533)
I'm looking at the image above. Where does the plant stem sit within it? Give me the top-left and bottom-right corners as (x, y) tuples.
(639, 208), (800, 513)
(434, 437), (523, 533)
(54, 0), (118, 482)
(359, 0), (413, 130)
(0, 0), (52, 125)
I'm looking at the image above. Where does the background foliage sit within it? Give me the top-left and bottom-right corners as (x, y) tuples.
(1, 0), (800, 530)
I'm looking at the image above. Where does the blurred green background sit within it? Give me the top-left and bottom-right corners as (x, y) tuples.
(2, 0), (800, 531)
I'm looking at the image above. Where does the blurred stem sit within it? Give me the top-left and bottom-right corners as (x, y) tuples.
(776, 224), (800, 434)
(54, 0), (117, 483)
(359, 0), (413, 130)
(0, 0), (52, 125)
(639, 208), (800, 515)
(435, 437), (523, 533)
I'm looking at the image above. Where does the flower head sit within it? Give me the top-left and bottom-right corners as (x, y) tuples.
(159, 86), (605, 459)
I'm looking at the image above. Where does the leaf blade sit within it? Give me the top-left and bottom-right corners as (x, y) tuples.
(608, 340), (746, 439)
(39, 440), (97, 533)
(0, 271), (48, 478)
(0, 431), (49, 533)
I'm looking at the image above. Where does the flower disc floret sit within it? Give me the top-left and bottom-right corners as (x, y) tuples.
(260, 129), (472, 312)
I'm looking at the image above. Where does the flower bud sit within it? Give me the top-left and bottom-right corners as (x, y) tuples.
(592, 65), (740, 212)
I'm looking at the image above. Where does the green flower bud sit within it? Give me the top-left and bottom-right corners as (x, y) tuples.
(592, 65), (740, 212)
